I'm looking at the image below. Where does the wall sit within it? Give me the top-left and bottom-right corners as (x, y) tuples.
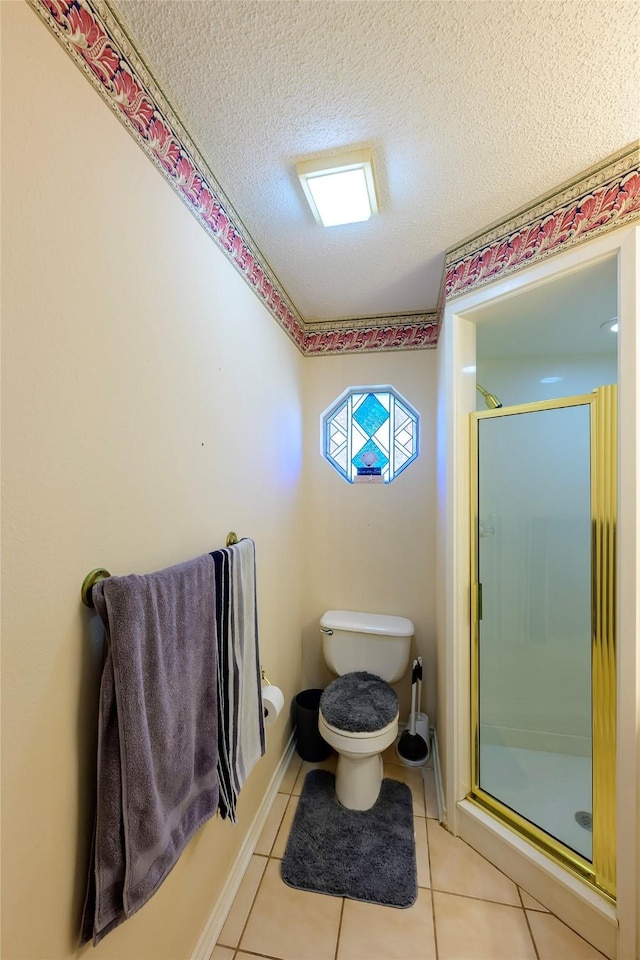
(475, 354), (618, 409)
(302, 350), (438, 724)
(1, 5), (305, 959)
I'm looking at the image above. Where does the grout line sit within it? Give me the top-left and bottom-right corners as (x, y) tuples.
(425, 811), (439, 960)
(525, 906), (610, 959)
(232, 949), (285, 960)
(517, 887), (607, 957)
(333, 897), (346, 960)
(217, 755), (302, 958)
(518, 887), (541, 960)
(437, 820), (549, 900)
(430, 886), (529, 909)
(220, 854), (269, 952)
(263, 792), (289, 857)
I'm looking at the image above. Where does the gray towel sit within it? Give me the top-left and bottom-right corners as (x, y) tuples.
(81, 554), (219, 945)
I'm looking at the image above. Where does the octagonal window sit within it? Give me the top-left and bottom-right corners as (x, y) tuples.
(322, 385), (419, 483)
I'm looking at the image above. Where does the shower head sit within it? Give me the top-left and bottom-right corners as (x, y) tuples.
(476, 383), (503, 409)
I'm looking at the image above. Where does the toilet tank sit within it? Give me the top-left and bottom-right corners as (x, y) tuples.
(320, 610), (414, 683)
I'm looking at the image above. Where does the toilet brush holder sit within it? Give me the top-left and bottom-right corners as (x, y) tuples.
(396, 713), (430, 767)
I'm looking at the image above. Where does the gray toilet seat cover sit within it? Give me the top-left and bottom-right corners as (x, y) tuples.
(320, 671), (399, 733)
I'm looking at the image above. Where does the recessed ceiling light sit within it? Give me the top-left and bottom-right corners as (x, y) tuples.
(540, 376), (563, 383)
(296, 149), (378, 227)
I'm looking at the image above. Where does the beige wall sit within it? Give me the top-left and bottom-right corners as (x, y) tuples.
(302, 350), (438, 722)
(2, 6), (439, 959)
(1, 5), (305, 958)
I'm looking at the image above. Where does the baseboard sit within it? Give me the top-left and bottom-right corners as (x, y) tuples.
(430, 726), (446, 824)
(191, 732), (297, 960)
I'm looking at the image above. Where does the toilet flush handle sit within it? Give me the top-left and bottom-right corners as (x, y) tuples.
(320, 627), (333, 636)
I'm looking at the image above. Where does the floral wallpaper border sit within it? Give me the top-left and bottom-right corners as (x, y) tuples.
(445, 143), (640, 301)
(27, 0), (640, 354)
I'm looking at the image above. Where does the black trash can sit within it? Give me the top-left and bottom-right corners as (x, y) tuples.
(294, 689), (332, 762)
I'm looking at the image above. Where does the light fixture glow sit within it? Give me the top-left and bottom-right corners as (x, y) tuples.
(462, 364), (477, 373)
(540, 376), (563, 383)
(600, 318), (619, 333)
(296, 149), (378, 227)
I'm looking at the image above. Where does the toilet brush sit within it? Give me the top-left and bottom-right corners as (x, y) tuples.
(415, 657), (430, 760)
(397, 659), (428, 763)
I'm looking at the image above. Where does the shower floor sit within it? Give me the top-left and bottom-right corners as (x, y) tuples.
(479, 743), (592, 861)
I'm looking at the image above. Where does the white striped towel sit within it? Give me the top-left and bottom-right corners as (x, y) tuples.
(211, 538), (265, 821)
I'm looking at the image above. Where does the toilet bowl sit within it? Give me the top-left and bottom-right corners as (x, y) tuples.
(318, 706), (398, 810)
(318, 611), (414, 810)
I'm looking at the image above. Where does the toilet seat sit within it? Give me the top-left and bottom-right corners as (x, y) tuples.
(318, 710), (398, 756)
(319, 714), (398, 738)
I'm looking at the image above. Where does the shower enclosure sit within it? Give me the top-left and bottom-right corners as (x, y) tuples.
(470, 386), (617, 899)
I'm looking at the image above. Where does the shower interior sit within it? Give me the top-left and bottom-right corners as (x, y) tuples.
(479, 742), (592, 860)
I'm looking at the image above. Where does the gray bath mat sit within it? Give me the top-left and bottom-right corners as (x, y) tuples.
(281, 770), (417, 908)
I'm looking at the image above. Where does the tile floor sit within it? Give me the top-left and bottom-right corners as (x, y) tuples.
(213, 749), (607, 960)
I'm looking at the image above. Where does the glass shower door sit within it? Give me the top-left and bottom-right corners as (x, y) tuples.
(470, 388), (616, 896)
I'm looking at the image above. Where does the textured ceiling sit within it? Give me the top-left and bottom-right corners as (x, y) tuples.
(113, 0), (639, 323)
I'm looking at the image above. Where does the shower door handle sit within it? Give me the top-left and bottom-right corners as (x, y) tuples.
(472, 582), (483, 622)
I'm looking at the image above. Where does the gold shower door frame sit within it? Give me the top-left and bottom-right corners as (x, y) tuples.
(469, 386), (617, 901)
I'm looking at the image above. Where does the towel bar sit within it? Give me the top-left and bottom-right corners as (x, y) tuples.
(81, 568), (111, 608)
(81, 533), (242, 608)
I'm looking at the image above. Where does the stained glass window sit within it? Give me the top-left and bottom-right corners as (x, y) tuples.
(322, 386), (419, 483)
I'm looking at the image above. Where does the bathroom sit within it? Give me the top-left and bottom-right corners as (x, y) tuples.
(2, 2), (639, 960)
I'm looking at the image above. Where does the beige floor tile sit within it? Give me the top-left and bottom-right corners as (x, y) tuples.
(279, 752), (303, 794)
(423, 765), (439, 818)
(381, 739), (404, 765)
(337, 888), (436, 960)
(236, 954), (273, 960)
(427, 821), (520, 905)
(383, 762), (426, 816)
(218, 855), (268, 947)
(271, 793), (300, 859)
(255, 792), (289, 856)
(240, 858), (342, 960)
(527, 910), (607, 959)
(434, 891), (536, 960)
(414, 816), (430, 888)
(292, 755), (337, 795)
(210, 947), (234, 960)
(519, 887), (549, 911)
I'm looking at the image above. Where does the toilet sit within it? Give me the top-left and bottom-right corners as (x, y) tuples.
(317, 609), (414, 810)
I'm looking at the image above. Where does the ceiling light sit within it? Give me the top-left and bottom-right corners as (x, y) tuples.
(540, 376), (563, 383)
(600, 318), (619, 333)
(296, 149), (378, 227)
